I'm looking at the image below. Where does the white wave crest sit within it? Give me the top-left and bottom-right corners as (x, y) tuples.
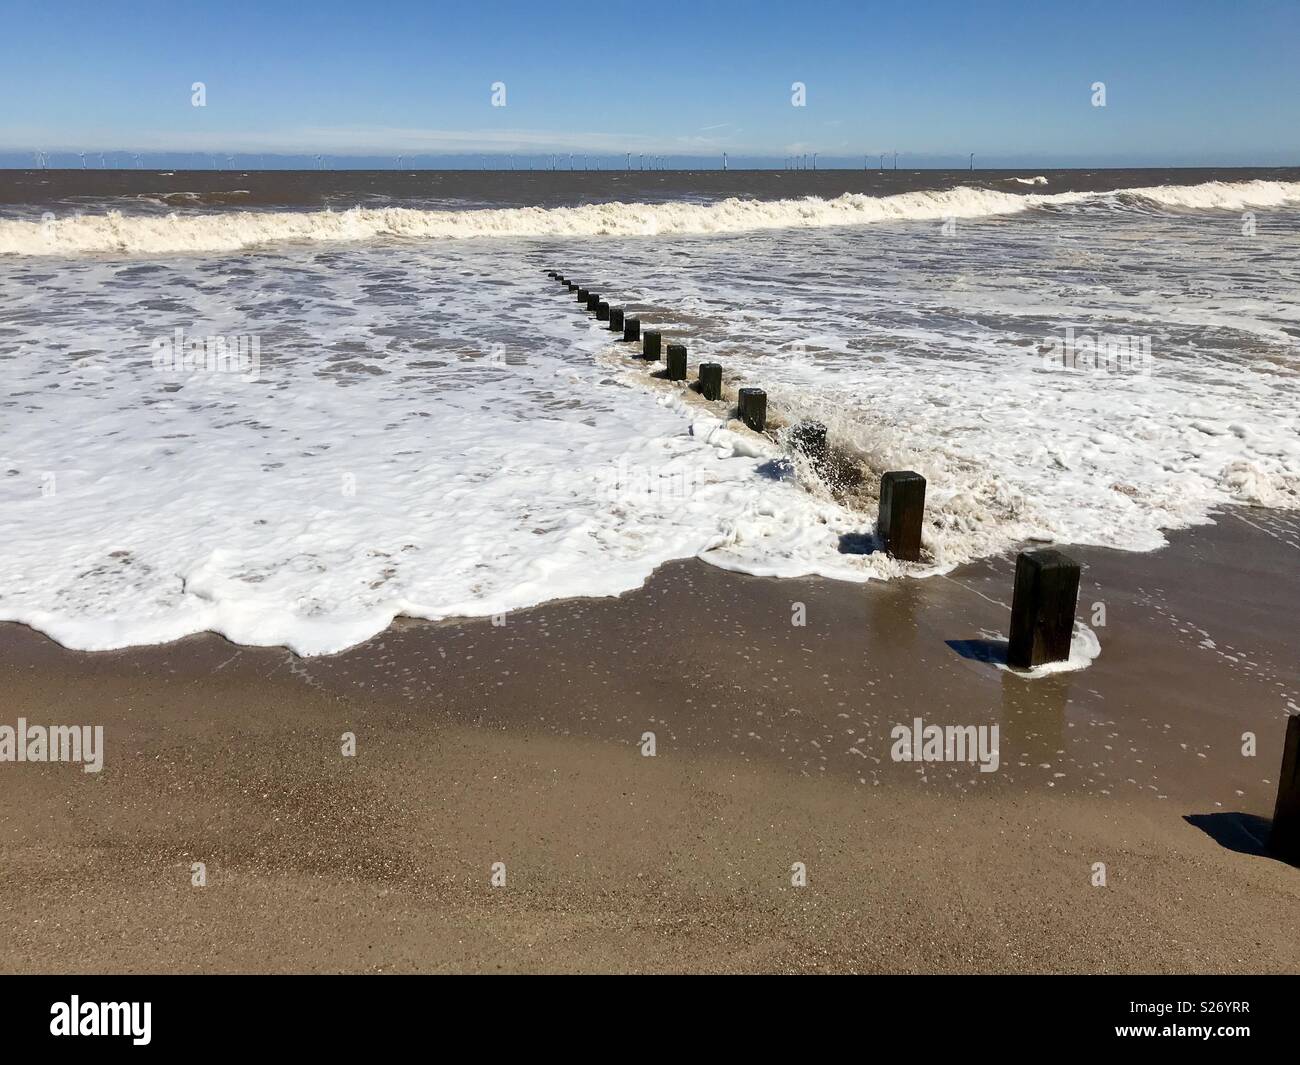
(1119, 179), (1300, 212)
(2, 179), (1298, 256)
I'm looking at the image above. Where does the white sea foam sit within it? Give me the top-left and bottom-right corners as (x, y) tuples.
(1, 183), (1297, 655)
(3, 179), (1298, 256)
(991, 623), (1103, 678)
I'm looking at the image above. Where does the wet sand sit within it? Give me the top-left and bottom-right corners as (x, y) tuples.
(0, 509), (1297, 973)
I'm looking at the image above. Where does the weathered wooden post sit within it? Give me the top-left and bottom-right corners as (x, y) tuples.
(790, 421), (828, 466)
(597, 301), (610, 321)
(666, 344), (687, 380)
(576, 287), (589, 302)
(698, 362), (722, 400)
(643, 330), (662, 361)
(624, 317), (641, 342)
(737, 388), (767, 432)
(876, 471), (926, 563)
(609, 308), (624, 332)
(586, 292), (601, 312)
(1006, 548), (1080, 669)
(567, 282), (579, 292)
(547, 270), (558, 278)
(1270, 715), (1300, 864)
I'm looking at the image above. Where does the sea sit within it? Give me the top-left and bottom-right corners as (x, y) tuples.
(1, 167), (1297, 654)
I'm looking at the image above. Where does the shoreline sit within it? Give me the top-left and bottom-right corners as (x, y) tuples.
(1, 507), (1297, 972)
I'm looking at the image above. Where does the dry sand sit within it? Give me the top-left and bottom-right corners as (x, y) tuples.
(0, 508), (1297, 973)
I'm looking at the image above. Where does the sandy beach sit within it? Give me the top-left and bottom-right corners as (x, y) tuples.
(1, 507), (1296, 974)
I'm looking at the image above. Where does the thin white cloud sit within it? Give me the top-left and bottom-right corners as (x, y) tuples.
(0, 124), (751, 155)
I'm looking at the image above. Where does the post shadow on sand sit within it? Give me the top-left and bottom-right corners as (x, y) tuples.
(754, 458), (795, 482)
(837, 531), (880, 555)
(945, 637), (1009, 666)
(1183, 813), (1297, 866)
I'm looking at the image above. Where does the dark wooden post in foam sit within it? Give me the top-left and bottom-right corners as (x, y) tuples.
(576, 287), (589, 302)
(876, 471), (926, 563)
(643, 330), (662, 361)
(547, 270), (558, 278)
(1006, 548), (1080, 669)
(698, 363), (722, 400)
(737, 388), (766, 432)
(597, 301), (610, 321)
(567, 281), (579, 292)
(609, 308), (624, 332)
(1270, 715), (1300, 864)
(586, 292), (601, 312)
(624, 317), (640, 342)
(666, 344), (687, 380)
(791, 421), (828, 466)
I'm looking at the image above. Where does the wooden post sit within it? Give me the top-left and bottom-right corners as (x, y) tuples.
(698, 362), (722, 400)
(624, 317), (641, 342)
(567, 282), (579, 292)
(737, 388), (766, 432)
(643, 331), (662, 361)
(609, 308), (624, 332)
(791, 421), (828, 466)
(876, 471), (926, 563)
(546, 271), (558, 278)
(576, 287), (589, 302)
(666, 344), (687, 380)
(597, 301), (610, 321)
(586, 292), (601, 312)
(1270, 715), (1300, 864)
(1006, 548), (1080, 669)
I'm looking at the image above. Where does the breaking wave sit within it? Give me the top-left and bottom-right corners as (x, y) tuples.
(3, 179), (1298, 256)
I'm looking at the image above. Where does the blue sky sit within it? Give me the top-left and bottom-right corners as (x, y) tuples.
(1, 0), (1298, 166)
